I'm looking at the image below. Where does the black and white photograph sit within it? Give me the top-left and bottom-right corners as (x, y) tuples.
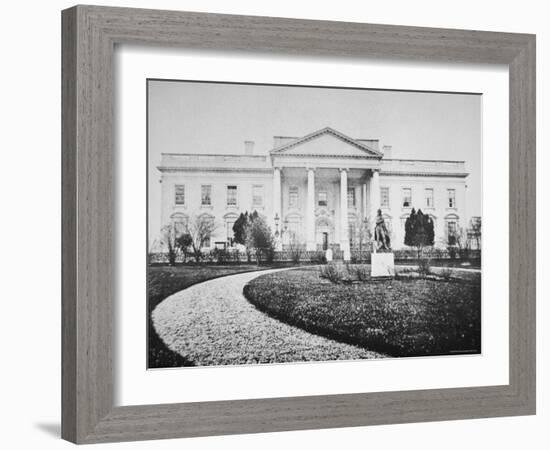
(147, 80), (482, 369)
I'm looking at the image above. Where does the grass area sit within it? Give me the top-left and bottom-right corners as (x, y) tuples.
(396, 259), (481, 270)
(243, 266), (481, 357)
(148, 264), (292, 368)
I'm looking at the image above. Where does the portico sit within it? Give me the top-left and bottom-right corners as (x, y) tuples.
(270, 127), (384, 257)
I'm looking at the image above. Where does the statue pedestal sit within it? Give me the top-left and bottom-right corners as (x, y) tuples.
(325, 248), (333, 262)
(371, 252), (395, 277)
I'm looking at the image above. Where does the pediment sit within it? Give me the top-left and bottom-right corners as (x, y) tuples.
(270, 127), (382, 158)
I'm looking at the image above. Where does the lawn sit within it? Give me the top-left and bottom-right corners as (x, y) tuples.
(243, 266), (481, 357)
(396, 259), (481, 270)
(148, 264), (291, 368)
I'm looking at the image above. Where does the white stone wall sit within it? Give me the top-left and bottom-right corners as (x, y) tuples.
(159, 169), (467, 251)
(160, 170), (274, 248)
(379, 175), (467, 248)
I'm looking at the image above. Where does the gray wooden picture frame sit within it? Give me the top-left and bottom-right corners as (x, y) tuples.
(61, 5), (536, 444)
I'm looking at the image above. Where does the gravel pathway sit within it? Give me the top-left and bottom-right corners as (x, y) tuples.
(152, 268), (383, 366)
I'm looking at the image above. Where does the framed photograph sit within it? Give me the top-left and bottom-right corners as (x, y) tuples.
(62, 5), (536, 444)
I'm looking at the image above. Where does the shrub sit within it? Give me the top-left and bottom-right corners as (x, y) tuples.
(458, 247), (471, 260)
(245, 214), (275, 264)
(288, 234), (303, 263)
(263, 247), (275, 264)
(440, 267), (453, 281)
(290, 247), (302, 263)
(430, 247), (444, 260)
(211, 248), (231, 264)
(351, 264), (370, 281)
(447, 246), (457, 259)
(310, 252), (327, 265)
(417, 258), (431, 276)
(319, 263), (342, 283)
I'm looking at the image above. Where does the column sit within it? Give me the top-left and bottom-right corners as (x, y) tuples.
(362, 183), (367, 221)
(369, 169), (380, 234)
(272, 167), (282, 250)
(306, 168), (316, 251)
(340, 168), (350, 260)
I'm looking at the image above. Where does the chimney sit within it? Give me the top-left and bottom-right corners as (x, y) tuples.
(244, 140), (254, 155)
(382, 145), (392, 159)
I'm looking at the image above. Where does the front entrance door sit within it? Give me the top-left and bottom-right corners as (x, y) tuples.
(322, 232), (328, 250)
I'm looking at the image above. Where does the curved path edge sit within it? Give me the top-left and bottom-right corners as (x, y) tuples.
(152, 268), (383, 366)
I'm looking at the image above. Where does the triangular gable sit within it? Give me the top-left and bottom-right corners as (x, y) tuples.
(270, 127), (382, 158)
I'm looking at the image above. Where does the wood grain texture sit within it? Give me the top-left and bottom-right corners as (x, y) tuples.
(61, 7), (77, 443)
(61, 4), (536, 444)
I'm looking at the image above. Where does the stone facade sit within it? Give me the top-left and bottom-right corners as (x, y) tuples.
(157, 127), (468, 253)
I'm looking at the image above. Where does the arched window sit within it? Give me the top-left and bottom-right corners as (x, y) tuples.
(223, 212), (239, 247)
(285, 213), (303, 244)
(198, 213), (215, 248)
(170, 212), (188, 237)
(444, 214), (460, 245)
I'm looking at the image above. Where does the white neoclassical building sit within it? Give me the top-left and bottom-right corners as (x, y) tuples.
(158, 127), (468, 254)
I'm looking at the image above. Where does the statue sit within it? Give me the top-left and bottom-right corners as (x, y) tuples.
(374, 209), (391, 251)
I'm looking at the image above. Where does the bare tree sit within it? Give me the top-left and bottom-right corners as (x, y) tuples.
(453, 226), (471, 260)
(185, 214), (219, 263)
(468, 217), (482, 250)
(147, 237), (163, 265)
(160, 225), (178, 266)
(350, 216), (371, 261)
(287, 231), (303, 263)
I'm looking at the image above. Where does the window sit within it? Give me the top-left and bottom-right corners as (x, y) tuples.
(226, 221), (235, 246)
(201, 185), (212, 206)
(447, 220), (458, 245)
(172, 214), (188, 236)
(173, 220), (186, 236)
(380, 187), (390, 208)
(347, 188), (356, 208)
(425, 188), (434, 208)
(288, 186), (299, 209)
(175, 185), (185, 205)
(448, 189), (456, 208)
(318, 191), (328, 207)
(402, 188), (412, 207)
(199, 214), (215, 248)
(349, 224), (355, 247)
(288, 221), (300, 240)
(252, 185), (264, 207)
(226, 185), (237, 206)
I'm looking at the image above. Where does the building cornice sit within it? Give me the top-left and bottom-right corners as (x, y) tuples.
(158, 166), (273, 174)
(161, 152), (268, 159)
(272, 153), (380, 160)
(383, 158), (466, 164)
(381, 171), (469, 178)
(158, 167), (467, 177)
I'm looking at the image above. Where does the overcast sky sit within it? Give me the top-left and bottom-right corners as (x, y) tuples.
(148, 80), (481, 240)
